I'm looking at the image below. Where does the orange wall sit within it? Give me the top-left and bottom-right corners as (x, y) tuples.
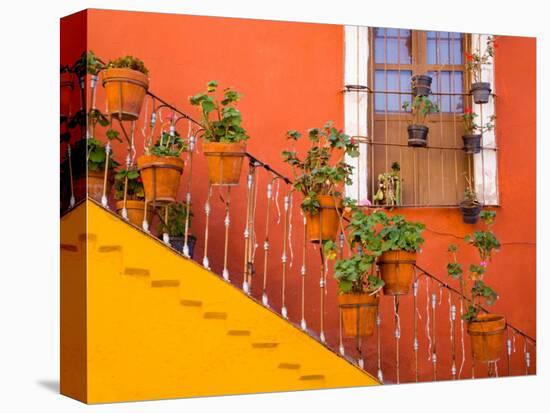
(79, 10), (536, 384)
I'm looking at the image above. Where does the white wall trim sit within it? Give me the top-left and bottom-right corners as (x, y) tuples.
(344, 25), (369, 203)
(472, 34), (499, 205)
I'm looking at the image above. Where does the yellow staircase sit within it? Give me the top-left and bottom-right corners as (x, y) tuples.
(60, 200), (378, 404)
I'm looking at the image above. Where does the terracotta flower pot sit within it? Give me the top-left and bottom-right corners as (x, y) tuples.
(137, 155), (184, 204)
(203, 141), (246, 185)
(338, 292), (379, 338)
(86, 169), (113, 202)
(378, 250), (417, 295)
(60, 72), (74, 121)
(115, 200), (152, 227)
(467, 314), (506, 363)
(102, 68), (149, 121)
(305, 195), (342, 243)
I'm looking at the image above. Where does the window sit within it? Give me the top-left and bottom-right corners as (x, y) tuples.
(344, 26), (499, 207)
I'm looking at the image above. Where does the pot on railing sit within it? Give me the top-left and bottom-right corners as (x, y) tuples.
(102, 68), (149, 121)
(407, 125), (429, 147)
(470, 82), (492, 104)
(305, 195), (342, 243)
(137, 155), (184, 203)
(462, 134), (482, 154)
(203, 141), (246, 185)
(338, 292), (379, 337)
(411, 74), (432, 97)
(115, 200), (152, 227)
(167, 235), (197, 259)
(378, 250), (417, 295)
(460, 200), (482, 224)
(467, 313), (506, 362)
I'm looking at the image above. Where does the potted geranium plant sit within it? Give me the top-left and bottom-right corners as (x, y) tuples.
(156, 201), (196, 258)
(138, 129), (187, 204)
(447, 210), (504, 363)
(373, 212), (425, 295)
(114, 166), (152, 226)
(190, 81), (249, 185)
(411, 74), (432, 97)
(102, 55), (149, 120)
(325, 205), (385, 337)
(402, 96), (439, 147)
(460, 175), (482, 224)
(282, 121), (359, 243)
(462, 107), (496, 154)
(465, 36), (496, 104)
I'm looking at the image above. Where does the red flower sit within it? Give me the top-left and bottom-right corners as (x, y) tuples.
(465, 52), (473, 61)
(464, 107), (473, 114)
(350, 137), (356, 145)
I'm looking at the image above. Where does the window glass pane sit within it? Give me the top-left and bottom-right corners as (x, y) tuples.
(375, 70), (412, 112)
(429, 70), (464, 112)
(427, 32), (463, 65)
(374, 28), (412, 64)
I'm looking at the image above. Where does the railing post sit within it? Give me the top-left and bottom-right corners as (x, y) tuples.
(280, 192), (290, 319)
(261, 180), (274, 305)
(202, 184), (212, 270)
(300, 212), (308, 331)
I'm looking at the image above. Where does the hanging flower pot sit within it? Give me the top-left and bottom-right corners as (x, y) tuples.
(306, 195), (342, 243)
(338, 292), (379, 338)
(190, 81), (250, 186)
(470, 82), (492, 104)
(203, 141), (247, 185)
(403, 96), (439, 148)
(60, 69), (74, 121)
(460, 201), (482, 224)
(115, 200), (152, 227)
(407, 125), (429, 147)
(467, 313), (506, 363)
(102, 56), (149, 121)
(462, 134), (482, 154)
(378, 250), (418, 295)
(411, 74), (432, 96)
(137, 155), (184, 204)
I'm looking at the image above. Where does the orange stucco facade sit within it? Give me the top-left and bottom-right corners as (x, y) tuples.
(61, 9), (536, 385)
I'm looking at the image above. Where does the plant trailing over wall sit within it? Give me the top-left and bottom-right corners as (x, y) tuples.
(114, 166), (144, 201)
(189, 80), (249, 143)
(281, 121), (359, 214)
(106, 55), (149, 75)
(373, 161), (402, 206)
(447, 210), (500, 322)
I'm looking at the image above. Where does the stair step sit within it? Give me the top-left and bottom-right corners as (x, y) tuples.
(227, 330), (251, 336)
(60, 244), (78, 252)
(180, 299), (203, 307)
(79, 233), (97, 242)
(98, 245), (122, 253)
(123, 268), (150, 277)
(299, 374), (325, 381)
(151, 280), (180, 288)
(203, 312), (228, 320)
(278, 362), (300, 370)
(252, 342), (279, 349)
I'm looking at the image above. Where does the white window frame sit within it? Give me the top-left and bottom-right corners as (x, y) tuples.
(344, 27), (499, 205)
